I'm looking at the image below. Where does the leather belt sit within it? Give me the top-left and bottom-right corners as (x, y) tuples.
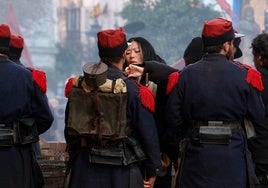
(80, 136), (121, 148)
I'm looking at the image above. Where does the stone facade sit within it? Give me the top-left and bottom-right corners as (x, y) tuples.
(250, 0), (268, 32)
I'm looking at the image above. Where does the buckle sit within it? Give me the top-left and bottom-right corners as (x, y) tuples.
(208, 121), (223, 126)
(199, 126), (232, 145)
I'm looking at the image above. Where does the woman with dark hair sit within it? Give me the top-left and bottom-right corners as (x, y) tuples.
(125, 36), (175, 188)
(126, 37), (165, 63)
(125, 37), (165, 92)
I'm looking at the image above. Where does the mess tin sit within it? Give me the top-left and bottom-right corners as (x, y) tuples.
(83, 62), (108, 89)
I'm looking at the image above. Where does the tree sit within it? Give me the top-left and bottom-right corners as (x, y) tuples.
(121, 0), (221, 64)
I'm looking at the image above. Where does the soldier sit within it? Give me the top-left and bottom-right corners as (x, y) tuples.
(166, 17), (265, 188)
(64, 28), (161, 188)
(8, 34), (48, 94)
(251, 33), (268, 187)
(8, 34), (54, 157)
(0, 24), (53, 188)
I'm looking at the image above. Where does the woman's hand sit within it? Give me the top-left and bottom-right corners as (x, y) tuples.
(125, 64), (144, 77)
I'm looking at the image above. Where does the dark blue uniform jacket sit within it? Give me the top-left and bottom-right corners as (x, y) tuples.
(0, 56), (53, 188)
(166, 54), (265, 188)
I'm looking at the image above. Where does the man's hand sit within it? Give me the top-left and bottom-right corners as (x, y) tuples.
(125, 64), (144, 77)
(144, 176), (156, 188)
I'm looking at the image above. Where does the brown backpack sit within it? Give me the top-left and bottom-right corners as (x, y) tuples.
(65, 76), (147, 165)
(66, 78), (128, 140)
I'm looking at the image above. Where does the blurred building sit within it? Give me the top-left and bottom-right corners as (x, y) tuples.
(203, 0), (268, 66)
(1, 1), (58, 71)
(29, 1), (58, 71)
(234, 0), (268, 65)
(57, 0), (128, 62)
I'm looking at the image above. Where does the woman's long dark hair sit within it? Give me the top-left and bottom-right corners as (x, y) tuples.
(127, 37), (166, 64)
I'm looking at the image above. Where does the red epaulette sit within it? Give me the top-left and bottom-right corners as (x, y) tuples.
(65, 77), (75, 98)
(138, 83), (155, 112)
(235, 61), (264, 91)
(28, 67), (47, 93)
(166, 72), (180, 95)
(247, 68), (264, 91)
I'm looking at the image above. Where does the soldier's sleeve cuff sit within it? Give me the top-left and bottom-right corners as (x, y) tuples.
(146, 167), (162, 178)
